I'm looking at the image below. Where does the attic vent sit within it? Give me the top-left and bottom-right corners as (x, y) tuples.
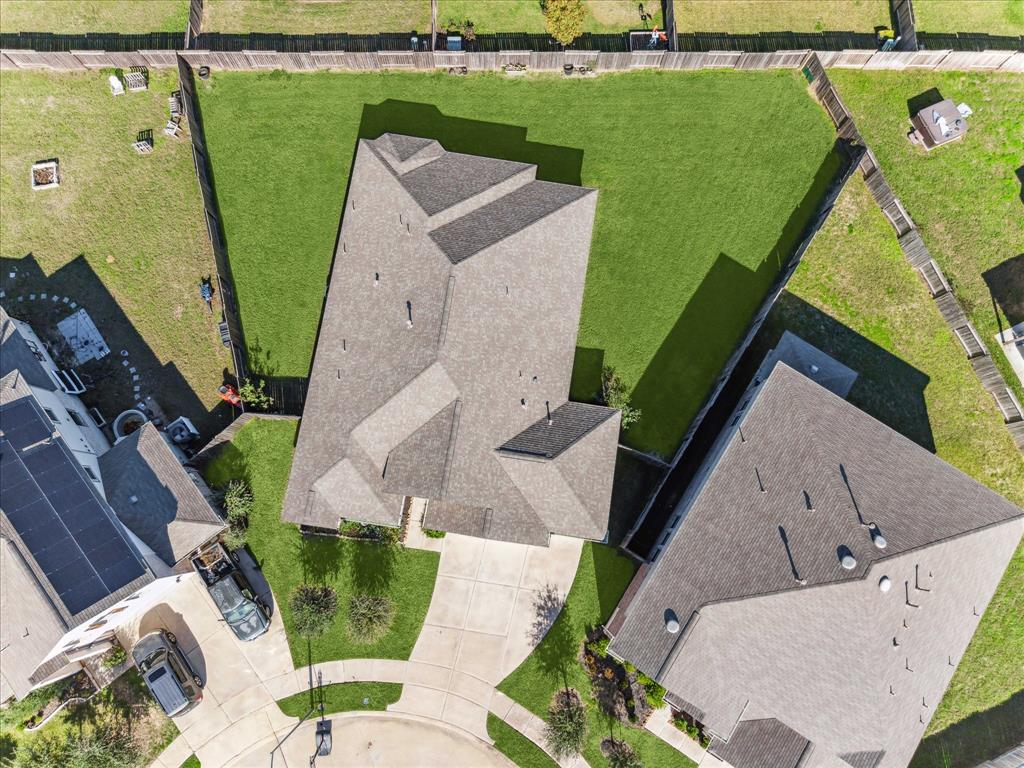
(869, 522), (887, 549)
(665, 609), (680, 634)
(129, 495), (139, 504)
(879, 576), (892, 593)
(810, 363), (820, 374)
(840, 548), (857, 570)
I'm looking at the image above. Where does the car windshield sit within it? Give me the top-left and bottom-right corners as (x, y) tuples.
(139, 648), (166, 672)
(209, 575), (245, 614)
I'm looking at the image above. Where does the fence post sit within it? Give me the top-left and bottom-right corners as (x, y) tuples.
(663, 0), (679, 52)
(430, 0), (437, 52)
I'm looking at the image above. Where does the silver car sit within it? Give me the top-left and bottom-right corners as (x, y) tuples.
(133, 629), (203, 716)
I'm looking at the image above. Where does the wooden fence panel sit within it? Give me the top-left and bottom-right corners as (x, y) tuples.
(704, 50), (741, 68)
(139, 49), (179, 67)
(309, 51), (347, 69)
(629, 51), (664, 68)
(771, 50), (811, 68)
(345, 51), (379, 70)
(661, 51), (707, 69)
(378, 51), (415, 68)
(1004, 51), (1024, 71)
(830, 49), (875, 67)
(565, 49), (599, 66)
(466, 52), (500, 70)
(432, 51), (464, 68)
(937, 49), (1014, 70)
(531, 51), (563, 70)
(905, 49), (950, 67)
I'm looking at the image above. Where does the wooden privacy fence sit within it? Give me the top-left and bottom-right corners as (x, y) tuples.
(804, 53), (1024, 451)
(2, 42), (1021, 72)
(175, 56), (248, 399)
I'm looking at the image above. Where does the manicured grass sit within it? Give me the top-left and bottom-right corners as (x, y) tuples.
(202, 0), (432, 33)
(0, 1), (187, 33)
(197, 69), (837, 457)
(276, 682), (402, 718)
(829, 71), (1024, 412)
(437, 1), (661, 34)
(202, 418), (440, 667)
(915, 0), (1024, 35)
(0, 70), (232, 437)
(497, 543), (696, 768)
(488, 713), (559, 768)
(179, 756), (201, 768)
(760, 173), (1024, 767)
(676, 0), (889, 32)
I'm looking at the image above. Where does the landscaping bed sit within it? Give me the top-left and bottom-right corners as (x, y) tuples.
(497, 542), (696, 767)
(202, 418), (440, 666)
(197, 68), (836, 458)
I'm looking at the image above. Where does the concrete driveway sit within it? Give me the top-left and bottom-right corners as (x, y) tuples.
(389, 532), (583, 742)
(123, 572), (295, 768)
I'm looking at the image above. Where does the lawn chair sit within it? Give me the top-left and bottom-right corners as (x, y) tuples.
(133, 129), (154, 154)
(164, 119), (181, 137)
(169, 91), (182, 120)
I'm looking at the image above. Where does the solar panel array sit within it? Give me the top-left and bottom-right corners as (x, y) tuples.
(1, 398), (147, 616)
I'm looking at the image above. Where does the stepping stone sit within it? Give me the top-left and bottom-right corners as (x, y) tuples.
(70, 302), (77, 309)
(122, 360), (130, 367)
(40, 293), (46, 299)
(8, 272), (15, 278)
(132, 374), (139, 382)
(129, 367), (136, 373)
(62, 297), (69, 303)
(133, 385), (141, 393)
(17, 296), (23, 302)
(51, 295), (59, 302)
(29, 294), (36, 300)
(0, 291), (4, 299)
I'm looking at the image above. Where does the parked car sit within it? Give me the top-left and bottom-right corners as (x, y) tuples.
(132, 629), (202, 716)
(192, 542), (271, 641)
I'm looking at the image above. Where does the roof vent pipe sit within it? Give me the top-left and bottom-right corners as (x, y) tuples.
(521, 398), (527, 409)
(129, 495), (138, 504)
(869, 522), (887, 549)
(879, 576), (892, 592)
(374, 272), (379, 287)
(838, 544), (857, 569)
(665, 609), (680, 634)
(406, 300), (413, 328)
(545, 401), (552, 425)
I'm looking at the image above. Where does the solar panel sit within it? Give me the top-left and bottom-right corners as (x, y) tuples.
(0, 399), (52, 450)
(0, 399), (147, 617)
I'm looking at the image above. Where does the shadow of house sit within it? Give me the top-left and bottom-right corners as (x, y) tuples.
(910, 690), (1024, 768)
(982, 254), (1024, 335)
(628, 290), (933, 558)
(1016, 165), (1024, 205)
(625, 144), (847, 455)
(0, 254), (233, 440)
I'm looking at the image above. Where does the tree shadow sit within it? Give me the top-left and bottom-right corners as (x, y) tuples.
(907, 87), (945, 118)
(910, 690), (1024, 768)
(531, 584), (576, 696)
(296, 533), (344, 586)
(626, 142), (850, 456)
(982, 254), (1024, 335)
(1, 254), (234, 441)
(569, 346), (605, 404)
(347, 540), (397, 593)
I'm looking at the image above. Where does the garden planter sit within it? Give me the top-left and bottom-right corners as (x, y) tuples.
(31, 160), (59, 190)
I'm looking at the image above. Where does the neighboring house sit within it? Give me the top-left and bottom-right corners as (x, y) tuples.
(99, 423), (225, 577)
(606, 334), (1024, 768)
(282, 134), (620, 545)
(1, 309), (225, 701)
(0, 376), (156, 702)
(2, 306), (109, 492)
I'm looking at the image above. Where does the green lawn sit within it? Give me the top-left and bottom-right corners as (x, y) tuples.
(202, 418), (440, 667)
(497, 543), (696, 768)
(0, 70), (232, 438)
(179, 756), (201, 768)
(758, 171), (1024, 767)
(437, 1), (661, 34)
(202, 0), (432, 34)
(915, 0), (1024, 35)
(197, 69), (837, 457)
(829, 71), (1024, 412)
(0, 0), (187, 33)
(488, 713), (559, 768)
(276, 682), (402, 718)
(676, 0), (890, 32)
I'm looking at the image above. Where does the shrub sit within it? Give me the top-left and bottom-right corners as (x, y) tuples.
(605, 739), (642, 768)
(423, 528), (446, 539)
(238, 378), (274, 412)
(15, 720), (133, 768)
(347, 594), (394, 642)
(222, 524), (247, 552)
(101, 645), (127, 669)
(223, 479), (253, 522)
(339, 521), (401, 544)
(544, 690), (587, 759)
(542, 0), (585, 46)
(601, 366), (641, 431)
(289, 584), (338, 638)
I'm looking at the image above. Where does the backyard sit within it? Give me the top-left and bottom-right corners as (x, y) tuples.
(0, 70), (232, 438)
(676, 0), (889, 32)
(196, 68), (838, 458)
(753, 172), (1024, 767)
(0, 0), (187, 33)
(202, 418), (440, 667)
(496, 542), (694, 767)
(829, 70), (1024, 410)
(914, 0), (1024, 35)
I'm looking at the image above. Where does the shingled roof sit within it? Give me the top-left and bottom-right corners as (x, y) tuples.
(282, 134), (618, 544)
(608, 360), (1024, 768)
(99, 423), (224, 567)
(1, 307), (56, 392)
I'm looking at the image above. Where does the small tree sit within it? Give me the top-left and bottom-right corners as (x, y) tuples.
(221, 479), (253, 551)
(347, 594), (394, 642)
(600, 365), (641, 430)
(544, 690), (588, 760)
(238, 378), (274, 412)
(543, 0), (585, 46)
(289, 584), (338, 638)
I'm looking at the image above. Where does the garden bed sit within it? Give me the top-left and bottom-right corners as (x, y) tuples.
(20, 673), (95, 731)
